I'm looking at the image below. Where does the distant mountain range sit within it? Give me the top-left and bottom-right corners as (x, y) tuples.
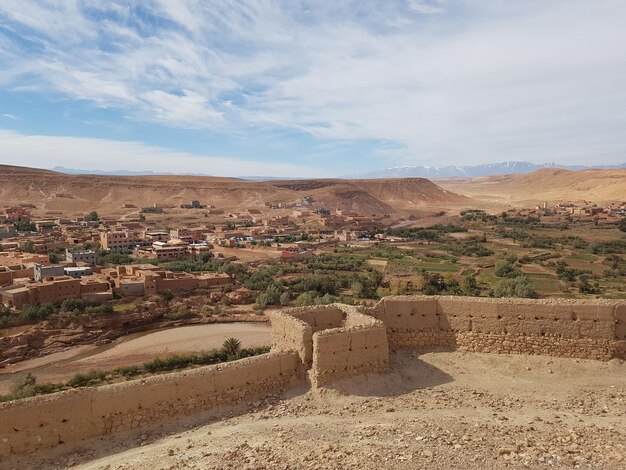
(347, 161), (626, 179)
(52, 161), (626, 180)
(52, 166), (174, 176)
(51, 166), (296, 180)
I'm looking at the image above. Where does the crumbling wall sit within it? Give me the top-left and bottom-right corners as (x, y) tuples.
(372, 297), (451, 349)
(273, 304), (389, 386)
(310, 305), (389, 386)
(4, 296), (625, 460)
(289, 305), (345, 333)
(0, 351), (299, 459)
(270, 305), (347, 365)
(372, 296), (626, 360)
(270, 310), (313, 364)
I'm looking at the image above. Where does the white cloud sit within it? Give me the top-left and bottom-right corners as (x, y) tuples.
(0, 129), (324, 177)
(140, 89), (222, 127)
(0, 0), (625, 166)
(406, 0), (445, 15)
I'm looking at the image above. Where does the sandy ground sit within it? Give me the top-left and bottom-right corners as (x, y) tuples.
(0, 323), (271, 392)
(72, 323), (271, 367)
(7, 350), (625, 470)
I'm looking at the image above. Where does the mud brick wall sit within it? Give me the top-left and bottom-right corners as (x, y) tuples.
(289, 305), (345, 333)
(310, 305), (389, 386)
(270, 310), (313, 364)
(372, 296), (626, 360)
(0, 351), (299, 458)
(4, 296), (625, 459)
(270, 305), (346, 365)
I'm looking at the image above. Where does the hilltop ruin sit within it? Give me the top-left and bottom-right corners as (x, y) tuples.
(1, 295), (624, 459)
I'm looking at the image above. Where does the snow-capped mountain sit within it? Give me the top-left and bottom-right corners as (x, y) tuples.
(347, 161), (626, 179)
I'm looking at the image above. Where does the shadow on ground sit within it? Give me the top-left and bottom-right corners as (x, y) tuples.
(319, 349), (454, 398)
(7, 350), (453, 468)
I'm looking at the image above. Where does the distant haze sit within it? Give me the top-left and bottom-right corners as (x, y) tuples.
(52, 166), (301, 181)
(347, 162), (626, 179)
(53, 161), (626, 180)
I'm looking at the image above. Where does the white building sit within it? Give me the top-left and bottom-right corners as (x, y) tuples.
(65, 248), (97, 265)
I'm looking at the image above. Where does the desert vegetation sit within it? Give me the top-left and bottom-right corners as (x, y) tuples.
(0, 338), (269, 402)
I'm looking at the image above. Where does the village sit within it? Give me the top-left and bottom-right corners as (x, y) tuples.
(1, 197), (625, 314)
(0, 198), (393, 312)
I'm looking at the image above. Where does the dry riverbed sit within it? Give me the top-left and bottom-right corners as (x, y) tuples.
(0, 323), (271, 393)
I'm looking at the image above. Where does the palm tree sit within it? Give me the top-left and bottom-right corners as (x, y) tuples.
(222, 337), (242, 357)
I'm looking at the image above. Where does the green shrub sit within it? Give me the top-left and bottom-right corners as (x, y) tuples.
(253, 293), (271, 310)
(163, 306), (198, 320)
(85, 303), (114, 314)
(114, 365), (142, 379)
(96, 249), (135, 266)
(14, 219), (37, 232)
(294, 292), (316, 306)
(9, 373), (38, 398)
(460, 276), (481, 296)
(67, 370), (107, 388)
(460, 210), (497, 222)
(62, 298), (87, 312)
(20, 303), (55, 322)
(445, 243), (494, 257)
(555, 261), (590, 281)
(578, 275), (601, 294)
(494, 259), (521, 278)
(61, 299), (113, 315)
(491, 276), (536, 298)
(589, 240), (626, 254)
(304, 253), (366, 271)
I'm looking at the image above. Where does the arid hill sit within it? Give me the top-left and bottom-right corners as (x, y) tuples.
(0, 165), (470, 217)
(436, 168), (626, 205)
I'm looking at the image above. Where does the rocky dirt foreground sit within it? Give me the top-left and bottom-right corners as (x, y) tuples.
(8, 350), (625, 470)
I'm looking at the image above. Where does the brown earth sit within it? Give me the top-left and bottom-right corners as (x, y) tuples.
(0, 305), (269, 370)
(437, 168), (626, 205)
(0, 323), (272, 393)
(0, 307), (166, 367)
(7, 350), (624, 470)
(0, 165), (471, 217)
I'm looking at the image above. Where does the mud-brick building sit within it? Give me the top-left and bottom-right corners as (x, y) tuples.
(0, 277), (110, 310)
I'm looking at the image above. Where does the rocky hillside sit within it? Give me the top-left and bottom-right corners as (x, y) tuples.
(437, 168), (626, 204)
(0, 165), (471, 216)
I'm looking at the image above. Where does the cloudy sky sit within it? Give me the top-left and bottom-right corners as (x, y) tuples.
(0, 0), (625, 176)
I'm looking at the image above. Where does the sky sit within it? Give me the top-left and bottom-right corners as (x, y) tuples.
(0, 0), (625, 177)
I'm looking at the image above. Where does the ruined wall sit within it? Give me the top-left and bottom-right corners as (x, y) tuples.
(270, 305), (346, 365)
(310, 305), (389, 386)
(289, 305), (345, 333)
(270, 310), (313, 364)
(273, 304), (389, 386)
(372, 296), (626, 360)
(4, 296), (625, 459)
(0, 351), (299, 459)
